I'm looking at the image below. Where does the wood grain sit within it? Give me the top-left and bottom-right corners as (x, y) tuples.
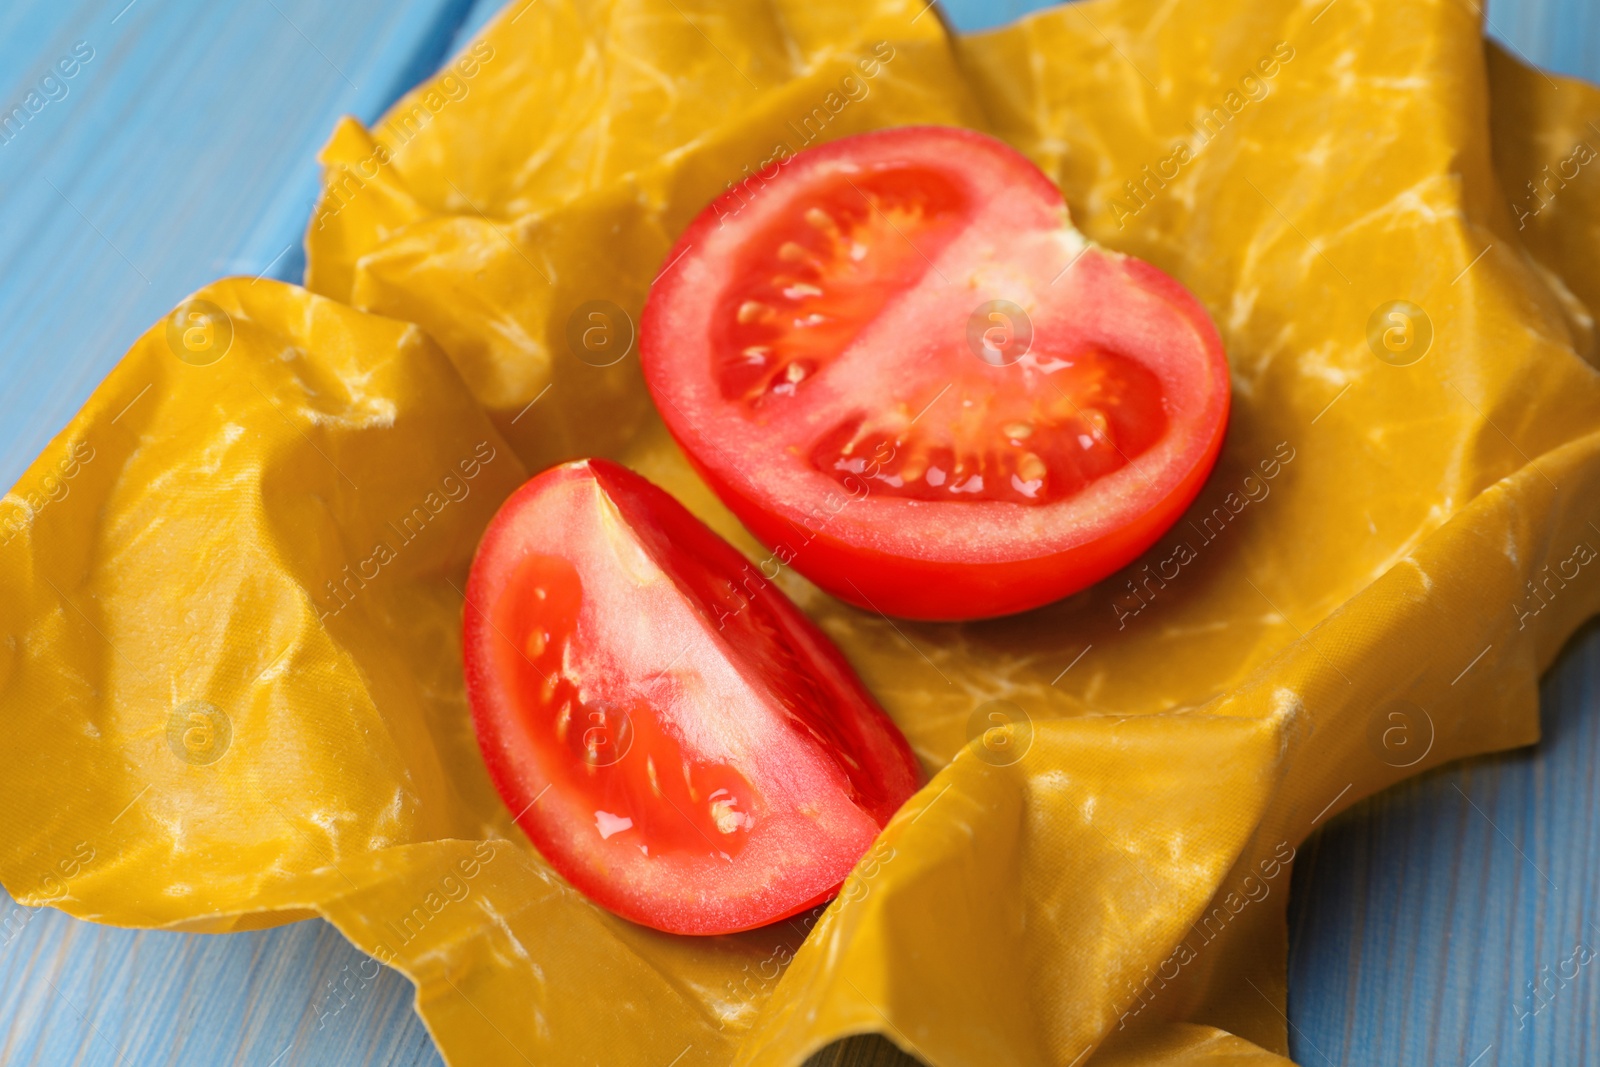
(0, 1), (1595, 1065)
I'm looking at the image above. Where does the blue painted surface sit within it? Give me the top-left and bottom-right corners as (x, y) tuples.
(0, 0), (1595, 1064)
(1287, 624), (1600, 1067)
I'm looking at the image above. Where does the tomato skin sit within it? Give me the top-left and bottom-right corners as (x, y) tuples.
(689, 413), (1224, 620)
(641, 125), (1231, 620)
(463, 459), (921, 935)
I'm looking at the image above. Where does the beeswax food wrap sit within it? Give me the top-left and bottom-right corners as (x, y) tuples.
(5, 0), (1600, 1064)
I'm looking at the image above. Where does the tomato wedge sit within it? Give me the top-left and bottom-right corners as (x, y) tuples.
(641, 125), (1229, 620)
(463, 459), (921, 935)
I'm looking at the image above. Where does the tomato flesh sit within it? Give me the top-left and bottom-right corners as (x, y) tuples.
(715, 166), (968, 406)
(463, 459), (921, 935)
(806, 348), (1168, 506)
(642, 125), (1230, 620)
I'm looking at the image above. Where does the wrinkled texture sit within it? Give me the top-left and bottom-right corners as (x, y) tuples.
(4, 1), (1600, 1065)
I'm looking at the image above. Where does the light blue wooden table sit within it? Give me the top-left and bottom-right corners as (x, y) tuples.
(0, 1), (1596, 1064)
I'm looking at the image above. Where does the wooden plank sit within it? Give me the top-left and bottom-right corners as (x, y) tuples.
(0, 2), (478, 1064)
(0, 913), (441, 1065)
(0, 0), (477, 489)
(1287, 624), (1600, 1066)
(1487, 0), (1600, 81)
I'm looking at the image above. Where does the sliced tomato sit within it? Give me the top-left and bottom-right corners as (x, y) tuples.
(462, 458), (921, 935)
(641, 125), (1229, 620)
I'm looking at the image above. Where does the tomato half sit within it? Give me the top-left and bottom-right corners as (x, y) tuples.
(641, 125), (1229, 620)
(463, 459), (921, 935)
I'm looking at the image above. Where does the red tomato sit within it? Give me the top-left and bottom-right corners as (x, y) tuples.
(641, 125), (1229, 620)
(462, 459), (921, 935)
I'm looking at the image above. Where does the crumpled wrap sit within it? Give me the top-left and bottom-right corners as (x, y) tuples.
(4, 0), (1600, 1064)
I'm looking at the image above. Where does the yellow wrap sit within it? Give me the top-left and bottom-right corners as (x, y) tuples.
(4, 0), (1599, 1064)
